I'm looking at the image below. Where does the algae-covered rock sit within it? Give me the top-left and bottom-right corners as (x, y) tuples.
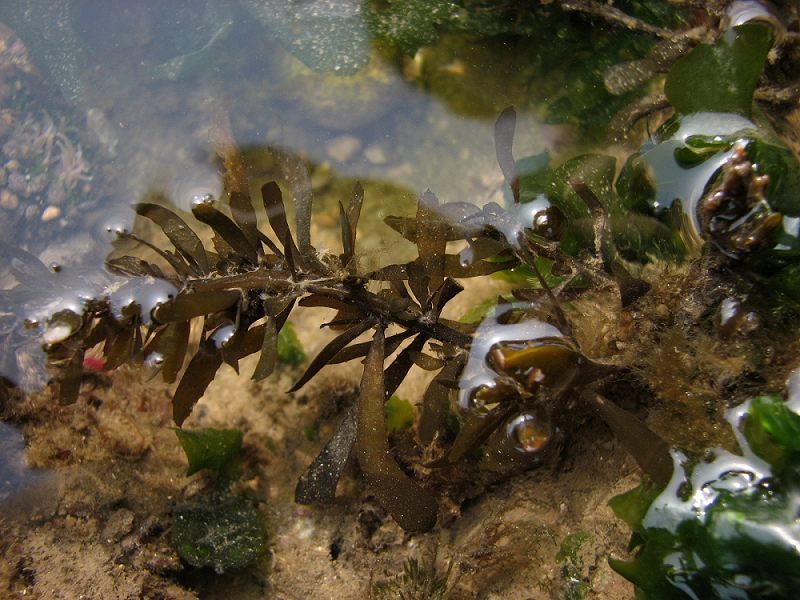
(171, 493), (267, 574)
(243, 0), (370, 75)
(0, 0), (86, 105)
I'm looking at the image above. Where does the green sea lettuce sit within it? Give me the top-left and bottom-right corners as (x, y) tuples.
(609, 394), (800, 598)
(175, 427), (243, 481)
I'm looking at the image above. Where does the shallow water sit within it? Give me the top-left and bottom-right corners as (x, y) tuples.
(2, 2), (800, 598)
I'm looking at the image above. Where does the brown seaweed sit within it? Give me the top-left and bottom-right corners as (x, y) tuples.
(14, 111), (681, 533)
(356, 327), (438, 532)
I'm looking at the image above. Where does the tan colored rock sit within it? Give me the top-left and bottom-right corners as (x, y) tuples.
(0, 188), (18, 210)
(40, 205), (61, 222)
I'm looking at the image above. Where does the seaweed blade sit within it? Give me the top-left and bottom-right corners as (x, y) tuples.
(356, 327), (438, 532)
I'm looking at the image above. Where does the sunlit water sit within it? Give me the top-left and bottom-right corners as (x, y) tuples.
(1, 2), (799, 596)
(0, 1), (563, 396)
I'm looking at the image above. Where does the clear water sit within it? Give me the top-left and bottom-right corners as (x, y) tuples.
(1, 2), (799, 596)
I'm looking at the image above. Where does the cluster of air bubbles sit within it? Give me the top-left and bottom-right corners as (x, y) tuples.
(98, 212), (132, 240)
(456, 305), (570, 454)
(108, 277), (178, 325)
(20, 273), (102, 345)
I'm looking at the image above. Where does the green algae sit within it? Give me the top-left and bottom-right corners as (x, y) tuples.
(556, 531), (592, 600)
(175, 427), (243, 481)
(171, 493), (267, 574)
(276, 321), (307, 367)
(610, 394), (800, 598)
(172, 427), (266, 574)
(385, 395), (415, 433)
(665, 24), (773, 118)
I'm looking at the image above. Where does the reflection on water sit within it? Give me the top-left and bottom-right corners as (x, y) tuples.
(0, 1), (570, 396)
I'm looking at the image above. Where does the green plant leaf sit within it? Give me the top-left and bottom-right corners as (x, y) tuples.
(747, 395), (800, 452)
(385, 395), (414, 433)
(665, 23), (773, 117)
(277, 321), (307, 366)
(608, 479), (662, 533)
(459, 297), (501, 324)
(175, 427), (243, 479)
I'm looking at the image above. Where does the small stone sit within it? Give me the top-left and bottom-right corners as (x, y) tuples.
(41, 205), (61, 222)
(326, 135), (361, 163)
(101, 508), (135, 544)
(364, 145), (387, 164)
(7, 171), (26, 193)
(0, 188), (18, 210)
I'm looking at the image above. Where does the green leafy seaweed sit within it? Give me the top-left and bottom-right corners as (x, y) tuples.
(665, 23), (773, 117)
(385, 395), (415, 433)
(609, 395), (800, 598)
(276, 321), (307, 366)
(175, 427), (243, 481)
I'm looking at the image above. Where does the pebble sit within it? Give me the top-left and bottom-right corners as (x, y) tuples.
(364, 144), (387, 164)
(41, 205), (61, 222)
(326, 135), (361, 163)
(101, 508), (135, 544)
(0, 188), (18, 210)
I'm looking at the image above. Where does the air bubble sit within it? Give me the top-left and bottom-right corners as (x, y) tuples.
(143, 352), (165, 379)
(42, 310), (81, 345)
(506, 412), (550, 453)
(210, 323), (236, 349)
(191, 193), (215, 208)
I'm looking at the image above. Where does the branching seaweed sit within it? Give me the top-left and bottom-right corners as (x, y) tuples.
(0, 107), (679, 532)
(2, 10), (798, 538)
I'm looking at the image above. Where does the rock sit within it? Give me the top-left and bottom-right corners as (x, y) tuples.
(364, 145), (387, 165)
(101, 509), (135, 544)
(0, 188), (18, 210)
(40, 205), (61, 222)
(275, 52), (401, 131)
(326, 135), (362, 163)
